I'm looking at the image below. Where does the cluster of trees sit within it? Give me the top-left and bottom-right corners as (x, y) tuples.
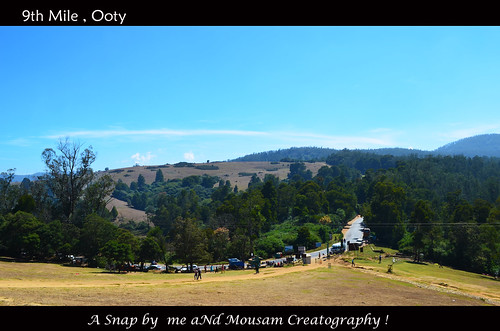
(360, 155), (500, 276)
(111, 169), (357, 267)
(0, 140), (118, 265)
(112, 172), (219, 211)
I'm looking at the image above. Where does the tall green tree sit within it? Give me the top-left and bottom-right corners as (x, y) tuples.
(138, 236), (163, 269)
(409, 200), (434, 262)
(41, 139), (96, 221)
(100, 240), (133, 272)
(137, 174), (146, 191)
(155, 169), (164, 183)
(80, 174), (115, 218)
(0, 211), (43, 258)
(365, 180), (406, 247)
(171, 217), (210, 270)
(208, 227), (230, 262)
(0, 168), (17, 214)
(78, 214), (117, 266)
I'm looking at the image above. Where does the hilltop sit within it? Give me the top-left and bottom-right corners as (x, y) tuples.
(434, 133), (500, 157)
(102, 161), (327, 189)
(231, 134), (500, 162)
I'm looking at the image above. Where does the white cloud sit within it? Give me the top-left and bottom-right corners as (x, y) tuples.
(183, 151), (195, 162)
(41, 127), (401, 152)
(4, 138), (34, 147)
(131, 152), (156, 165)
(44, 128), (267, 139)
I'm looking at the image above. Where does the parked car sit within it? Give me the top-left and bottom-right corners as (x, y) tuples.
(177, 265), (197, 273)
(148, 264), (163, 271)
(228, 258), (245, 270)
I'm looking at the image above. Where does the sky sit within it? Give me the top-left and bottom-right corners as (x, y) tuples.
(1, 26), (500, 174)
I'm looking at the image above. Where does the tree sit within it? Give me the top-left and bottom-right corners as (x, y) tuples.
(110, 206), (119, 219)
(146, 226), (171, 265)
(13, 194), (36, 214)
(171, 217), (210, 270)
(0, 211), (44, 258)
(296, 225), (315, 249)
(365, 180), (406, 247)
(208, 227), (230, 262)
(288, 162), (312, 182)
(80, 174), (115, 218)
(409, 200), (433, 262)
(78, 214), (117, 266)
(155, 169), (164, 183)
(0, 168), (17, 214)
(100, 240), (133, 273)
(41, 139), (96, 221)
(137, 174), (146, 191)
(138, 237), (163, 270)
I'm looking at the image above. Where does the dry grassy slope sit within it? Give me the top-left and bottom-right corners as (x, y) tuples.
(102, 161), (327, 189)
(103, 161), (326, 222)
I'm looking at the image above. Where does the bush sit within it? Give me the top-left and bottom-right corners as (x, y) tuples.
(255, 236), (284, 258)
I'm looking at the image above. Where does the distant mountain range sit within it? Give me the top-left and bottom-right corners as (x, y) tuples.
(434, 134), (500, 157)
(10, 134), (500, 182)
(10, 172), (45, 183)
(232, 134), (500, 162)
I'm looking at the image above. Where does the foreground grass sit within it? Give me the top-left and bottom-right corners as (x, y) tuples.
(342, 246), (500, 305)
(0, 258), (497, 306)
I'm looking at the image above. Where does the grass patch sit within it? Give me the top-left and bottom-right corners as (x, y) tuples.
(0, 258), (497, 306)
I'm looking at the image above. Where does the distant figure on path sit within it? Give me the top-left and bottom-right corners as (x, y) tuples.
(351, 258), (355, 267)
(379, 255), (382, 264)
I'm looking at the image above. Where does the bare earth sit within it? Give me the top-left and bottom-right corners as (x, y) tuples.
(107, 197), (147, 223)
(0, 258), (497, 306)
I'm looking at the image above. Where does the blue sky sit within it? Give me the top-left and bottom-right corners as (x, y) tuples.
(2, 26), (500, 174)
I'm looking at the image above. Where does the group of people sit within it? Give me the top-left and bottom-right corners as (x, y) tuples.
(194, 265), (227, 280)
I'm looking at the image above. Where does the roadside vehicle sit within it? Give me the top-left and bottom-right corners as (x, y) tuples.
(228, 258), (245, 270)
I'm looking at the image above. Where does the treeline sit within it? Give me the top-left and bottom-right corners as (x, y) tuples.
(232, 146), (428, 162)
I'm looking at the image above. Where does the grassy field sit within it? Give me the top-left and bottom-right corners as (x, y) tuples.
(0, 254), (498, 306)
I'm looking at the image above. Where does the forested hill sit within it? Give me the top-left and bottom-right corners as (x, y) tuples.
(232, 134), (500, 162)
(434, 134), (500, 158)
(233, 147), (429, 162)
(233, 147), (339, 162)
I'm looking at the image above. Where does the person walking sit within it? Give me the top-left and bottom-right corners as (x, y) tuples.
(378, 255), (382, 264)
(351, 258), (355, 267)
